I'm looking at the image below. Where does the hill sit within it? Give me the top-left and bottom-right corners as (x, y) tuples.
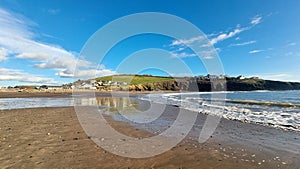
(95, 75), (174, 85)
(70, 74), (300, 92)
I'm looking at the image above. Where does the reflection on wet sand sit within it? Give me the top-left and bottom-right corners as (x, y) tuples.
(76, 97), (138, 112)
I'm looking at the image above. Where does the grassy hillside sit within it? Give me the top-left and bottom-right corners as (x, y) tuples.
(95, 75), (174, 85)
(92, 75), (300, 91)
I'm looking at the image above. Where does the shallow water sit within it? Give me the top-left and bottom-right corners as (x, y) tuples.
(141, 90), (300, 131)
(0, 97), (75, 110)
(0, 97), (137, 111)
(1, 91), (300, 132)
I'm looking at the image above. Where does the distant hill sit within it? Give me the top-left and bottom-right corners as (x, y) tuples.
(225, 77), (300, 91)
(95, 75), (174, 85)
(72, 74), (300, 92)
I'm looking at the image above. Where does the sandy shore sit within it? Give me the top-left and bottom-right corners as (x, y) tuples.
(1, 103), (299, 168)
(0, 91), (72, 98)
(0, 90), (164, 98)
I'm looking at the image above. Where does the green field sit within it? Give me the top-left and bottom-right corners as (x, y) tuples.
(95, 75), (174, 85)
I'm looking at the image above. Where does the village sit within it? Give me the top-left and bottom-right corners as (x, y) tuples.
(0, 79), (129, 92)
(0, 75), (252, 92)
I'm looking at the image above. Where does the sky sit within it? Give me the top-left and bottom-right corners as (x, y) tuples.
(0, 0), (300, 87)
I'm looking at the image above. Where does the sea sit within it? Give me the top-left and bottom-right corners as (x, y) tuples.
(0, 90), (299, 131)
(141, 90), (300, 131)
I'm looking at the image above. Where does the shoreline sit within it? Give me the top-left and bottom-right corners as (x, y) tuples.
(1, 90), (299, 133)
(0, 91), (146, 98)
(1, 91), (300, 168)
(0, 90), (179, 98)
(1, 105), (299, 168)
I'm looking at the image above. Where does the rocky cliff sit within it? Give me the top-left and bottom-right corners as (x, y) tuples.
(123, 77), (300, 92)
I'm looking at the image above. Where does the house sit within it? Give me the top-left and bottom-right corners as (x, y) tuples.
(111, 82), (118, 86)
(237, 75), (246, 80)
(90, 80), (97, 84)
(207, 74), (219, 80)
(47, 86), (63, 90)
(97, 81), (103, 86)
(39, 85), (48, 90)
(82, 84), (96, 90)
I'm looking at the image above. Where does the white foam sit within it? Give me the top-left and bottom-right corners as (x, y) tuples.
(141, 93), (300, 132)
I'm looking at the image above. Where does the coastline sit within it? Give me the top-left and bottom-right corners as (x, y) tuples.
(1, 105), (299, 168)
(0, 90), (158, 98)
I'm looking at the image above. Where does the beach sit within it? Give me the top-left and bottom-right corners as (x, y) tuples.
(0, 92), (299, 168)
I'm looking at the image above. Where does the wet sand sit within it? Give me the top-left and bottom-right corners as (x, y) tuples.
(0, 90), (161, 98)
(0, 91), (73, 98)
(1, 104), (299, 168)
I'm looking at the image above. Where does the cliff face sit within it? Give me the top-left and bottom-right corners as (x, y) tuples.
(226, 79), (300, 91)
(126, 78), (300, 92)
(128, 81), (180, 91)
(86, 75), (300, 92)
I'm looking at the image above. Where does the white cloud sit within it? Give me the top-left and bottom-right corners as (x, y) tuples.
(202, 55), (214, 60)
(16, 52), (51, 61)
(230, 40), (256, 47)
(170, 52), (197, 58)
(249, 50), (264, 54)
(0, 8), (35, 39)
(210, 26), (246, 45)
(170, 49), (216, 60)
(0, 47), (8, 61)
(0, 68), (60, 85)
(199, 49), (217, 59)
(56, 69), (117, 78)
(0, 8), (115, 80)
(168, 15), (263, 59)
(251, 16), (262, 25)
(210, 15), (262, 45)
(170, 36), (205, 46)
(177, 47), (185, 51)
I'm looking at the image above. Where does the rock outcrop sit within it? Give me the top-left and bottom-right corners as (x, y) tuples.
(125, 77), (300, 92)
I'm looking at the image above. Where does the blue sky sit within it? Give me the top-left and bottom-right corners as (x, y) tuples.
(0, 0), (300, 86)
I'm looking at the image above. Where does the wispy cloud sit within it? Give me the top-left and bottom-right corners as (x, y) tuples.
(0, 47), (8, 61)
(286, 42), (297, 47)
(170, 36), (205, 46)
(168, 15), (264, 59)
(285, 52), (300, 57)
(229, 40), (256, 47)
(0, 8), (115, 82)
(210, 15), (263, 45)
(249, 50), (264, 54)
(170, 52), (197, 58)
(211, 15), (263, 45)
(47, 8), (60, 15)
(56, 69), (116, 78)
(251, 16), (262, 25)
(0, 68), (60, 85)
(168, 25), (246, 58)
(202, 55), (214, 60)
(210, 25), (247, 45)
(285, 52), (293, 56)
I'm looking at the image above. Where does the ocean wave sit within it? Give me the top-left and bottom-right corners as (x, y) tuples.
(140, 92), (300, 132)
